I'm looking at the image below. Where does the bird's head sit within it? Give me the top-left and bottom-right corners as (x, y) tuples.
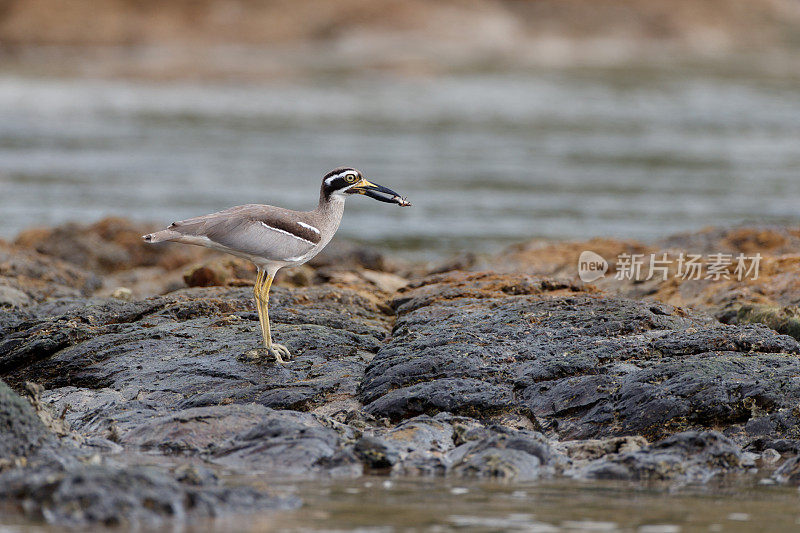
(321, 167), (411, 206)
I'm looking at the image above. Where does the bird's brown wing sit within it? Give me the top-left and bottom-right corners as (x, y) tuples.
(168, 204), (318, 262)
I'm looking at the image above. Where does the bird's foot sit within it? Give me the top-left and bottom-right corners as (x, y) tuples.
(267, 343), (292, 364)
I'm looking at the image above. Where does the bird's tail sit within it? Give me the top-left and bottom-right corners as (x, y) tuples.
(142, 229), (181, 243)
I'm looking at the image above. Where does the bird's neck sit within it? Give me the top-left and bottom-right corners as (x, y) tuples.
(311, 193), (346, 247)
(315, 192), (346, 219)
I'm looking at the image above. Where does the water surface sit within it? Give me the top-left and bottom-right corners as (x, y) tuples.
(1, 67), (799, 258)
(213, 477), (800, 532)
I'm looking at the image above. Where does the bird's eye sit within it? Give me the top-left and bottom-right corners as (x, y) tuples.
(344, 174), (358, 183)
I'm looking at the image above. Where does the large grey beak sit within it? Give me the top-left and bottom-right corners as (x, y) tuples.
(351, 178), (412, 207)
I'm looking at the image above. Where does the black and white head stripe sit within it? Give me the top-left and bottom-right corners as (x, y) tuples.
(322, 167), (363, 199)
(324, 167), (361, 186)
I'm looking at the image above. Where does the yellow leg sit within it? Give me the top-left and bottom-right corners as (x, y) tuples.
(253, 269), (265, 329)
(254, 269), (268, 347)
(254, 269), (291, 364)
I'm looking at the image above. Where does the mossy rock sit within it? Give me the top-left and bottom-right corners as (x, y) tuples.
(735, 305), (800, 341)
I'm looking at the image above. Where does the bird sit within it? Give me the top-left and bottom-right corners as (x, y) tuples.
(142, 167), (411, 364)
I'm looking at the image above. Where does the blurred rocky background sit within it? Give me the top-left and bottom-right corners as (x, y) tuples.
(2, 0), (800, 77)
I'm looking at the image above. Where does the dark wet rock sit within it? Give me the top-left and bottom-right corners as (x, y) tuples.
(447, 426), (557, 481)
(354, 435), (401, 471)
(745, 437), (800, 455)
(1, 372), (299, 527)
(121, 404), (280, 453)
(573, 431), (752, 483)
(2, 285), (389, 415)
(0, 297), (167, 375)
(771, 455), (800, 484)
(361, 271), (800, 442)
(0, 379), (52, 461)
(558, 436), (648, 461)
(349, 414), (563, 481)
(210, 409), (361, 477)
(365, 378), (516, 421)
(1, 374), (296, 526)
(0, 283), (391, 482)
(7, 268), (800, 458)
(0, 463), (298, 527)
(361, 414), (457, 476)
(113, 402), (362, 477)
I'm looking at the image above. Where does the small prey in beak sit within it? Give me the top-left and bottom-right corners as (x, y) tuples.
(349, 178), (412, 207)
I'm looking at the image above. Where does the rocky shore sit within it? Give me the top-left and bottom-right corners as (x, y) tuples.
(3, 218), (800, 527)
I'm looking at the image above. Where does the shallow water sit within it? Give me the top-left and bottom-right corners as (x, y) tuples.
(1, 66), (799, 258)
(210, 477), (800, 532)
(3, 473), (799, 531)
